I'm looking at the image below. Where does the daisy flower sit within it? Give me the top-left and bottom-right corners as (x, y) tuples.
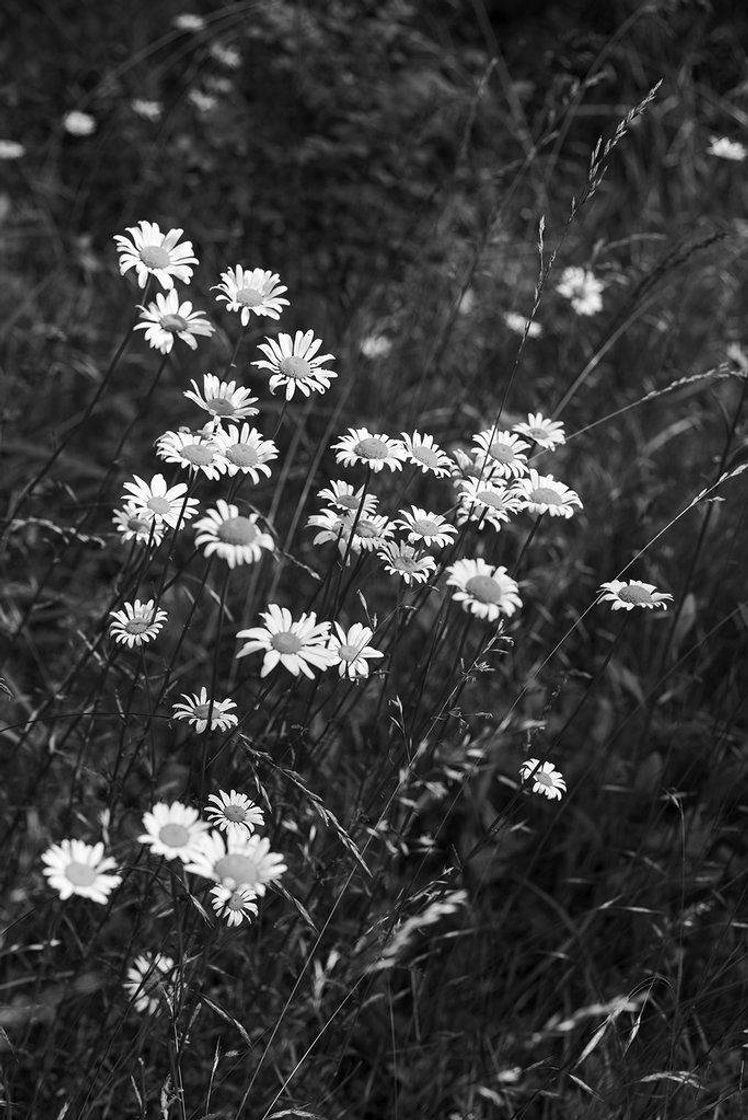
(519, 759), (566, 800)
(308, 509), (393, 556)
(451, 447), (502, 487)
(134, 290), (214, 354)
(156, 429), (228, 479)
(109, 599), (168, 648)
(121, 473), (199, 529)
(598, 580), (673, 612)
(193, 501), (274, 568)
(213, 266), (289, 325)
(472, 429), (530, 480)
(184, 831), (287, 893)
(333, 427), (407, 473)
(205, 790), (265, 839)
(328, 622), (384, 681)
(184, 374), (259, 423)
(41, 839), (121, 904)
(63, 110), (96, 136)
(210, 884), (259, 926)
(139, 801), (209, 862)
(172, 687), (238, 734)
(513, 412), (566, 450)
(400, 431), (454, 478)
(211, 424), (278, 481)
(112, 503), (165, 546)
(707, 136), (747, 161)
(113, 220), (198, 290)
(252, 329), (337, 401)
(360, 334), (392, 359)
(556, 266), (604, 316)
(504, 311), (542, 338)
(316, 481), (379, 516)
(377, 541), (436, 585)
(446, 558), (522, 621)
(511, 469), (582, 518)
(124, 954), (178, 1016)
(395, 506), (457, 549)
(455, 479), (524, 531)
(235, 605), (337, 679)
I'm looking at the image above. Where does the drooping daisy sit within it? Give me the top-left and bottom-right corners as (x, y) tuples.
(252, 329), (337, 401)
(121, 474), (199, 529)
(511, 469), (582, 518)
(134, 290), (214, 354)
(400, 431), (454, 478)
(455, 479), (524, 531)
(184, 831), (287, 894)
(519, 759), (566, 800)
(193, 501), (274, 568)
(513, 412), (566, 450)
(124, 954), (178, 1016)
(109, 599), (168, 648)
(156, 429), (228, 479)
(598, 580), (673, 612)
(316, 481), (379, 516)
(360, 334), (392, 359)
(41, 839), (121, 904)
(211, 424), (278, 482)
(308, 509), (393, 556)
(333, 427), (407, 473)
(205, 790), (265, 839)
(213, 266), (289, 325)
(172, 687), (238, 734)
(328, 622), (384, 681)
(139, 802), (209, 862)
(472, 429), (530, 480)
(112, 503), (165, 546)
(210, 884), (259, 926)
(377, 541), (436, 585)
(707, 136), (747, 162)
(446, 558), (522, 621)
(504, 311), (543, 338)
(113, 220), (198, 290)
(556, 266), (604, 316)
(184, 374), (259, 423)
(395, 506), (457, 550)
(235, 605), (337, 679)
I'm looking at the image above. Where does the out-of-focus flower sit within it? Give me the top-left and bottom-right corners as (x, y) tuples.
(707, 135), (747, 161)
(556, 266), (604, 315)
(504, 311), (542, 338)
(63, 111), (96, 137)
(124, 954), (178, 1016)
(132, 99), (163, 121)
(0, 140), (25, 160)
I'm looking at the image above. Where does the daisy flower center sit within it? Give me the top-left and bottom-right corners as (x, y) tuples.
(353, 437), (389, 460)
(617, 585), (654, 605)
(182, 444), (216, 466)
(227, 892), (248, 911)
(127, 515), (151, 532)
(147, 495), (173, 515)
(215, 853), (260, 888)
(412, 446), (441, 468)
(465, 574), (503, 604)
(191, 703), (214, 720)
(338, 643), (361, 662)
(158, 823), (191, 848)
(278, 355), (312, 380)
(526, 427), (547, 441)
(139, 245), (171, 270)
(356, 520), (379, 538)
(125, 618), (152, 635)
(237, 285), (266, 307)
(271, 631), (304, 655)
(411, 518), (440, 536)
(227, 444), (260, 467)
(223, 805), (248, 822)
(160, 313), (189, 332)
(488, 440), (518, 464)
(65, 861), (98, 888)
(530, 486), (562, 505)
(216, 516), (260, 546)
(207, 396), (239, 416)
(476, 489), (506, 510)
(395, 558), (419, 573)
(336, 494), (360, 510)
(535, 772), (553, 788)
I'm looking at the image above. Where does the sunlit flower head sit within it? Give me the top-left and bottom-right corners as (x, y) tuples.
(556, 266), (604, 316)
(211, 884), (258, 926)
(504, 311), (542, 338)
(113, 221), (198, 290)
(0, 140), (25, 160)
(377, 541), (436, 585)
(360, 334), (392, 359)
(211, 424), (278, 482)
(328, 622), (384, 680)
(519, 759), (566, 800)
(184, 831), (287, 894)
(156, 428), (228, 479)
(134, 290), (214, 354)
(213, 266), (289, 325)
(511, 469), (582, 518)
(132, 99), (163, 121)
(172, 687), (238, 734)
(308, 508), (393, 557)
(395, 506), (457, 550)
(184, 374), (259, 423)
(400, 431), (454, 478)
(139, 801), (209, 862)
(455, 478), (524, 531)
(707, 135), (747, 161)
(194, 501), (274, 568)
(124, 954), (178, 1016)
(41, 839), (121, 904)
(316, 480), (379, 516)
(63, 110), (96, 137)
(513, 412), (566, 450)
(236, 605), (337, 679)
(252, 329), (337, 401)
(205, 790), (265, 840)
(598, 579), (673, 612)
(472, 429), (530, 480)
(446, 558), (522, 621)
(333, 427), (406, 473)
(109, 599), (168, 648)
(121, 473), (199, 529)
(112, 503), (165, 546)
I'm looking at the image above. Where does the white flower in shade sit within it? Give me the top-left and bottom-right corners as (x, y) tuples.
(112, 503), (165, 546)
(113, 221), (198, 291)
(511, 469), (582, 518)
(328, 622), (384, 681)
(184, 374), (259, 423)
(400, 431), (454, 478)
(333, 427), (406, 473)
(252, 329), (337, 401)
(173, 12), (206, 31)
(134, 290), (214, 354)
(109, 599), (168, 648)
(205, 790), (265, 839)
(0, 140), (25, 160)
(124, 954), (177, 1016)
(308, 508), (393, 556)
(121, 473), (199, 529)
(360, 334), (392, 359)
(212, 424), (278, 482)
(456, 478), (524, 531)
(235, 605), (337, 679)
(172, 687), (238, 734)
(63, 110), (96, 136)
(156, 429), (228, 479)
(41, 839), (121, 904)
(211, 884), (258, 926)
(184, 831), (287, 893)
(210, 42), (241, 68)
(504, 311), (542, 338)
(377, 541), (436, 585)
(317, 480), (379, 516)
(193, 501), (274, 568)
(139, 801), (209, 862)
(513, 412), (566, 450)
(472, 429), (530, 480)
(446, 558), (522, 621)
(519, 759), (566, 800)
(556, 266), (604, 316)
(598, 579), (673, 612)
(707, 136), (747, 161)
(395, 506), (457, 550)
(213, 266), (289, 325)
(132, 99), (163, 121)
